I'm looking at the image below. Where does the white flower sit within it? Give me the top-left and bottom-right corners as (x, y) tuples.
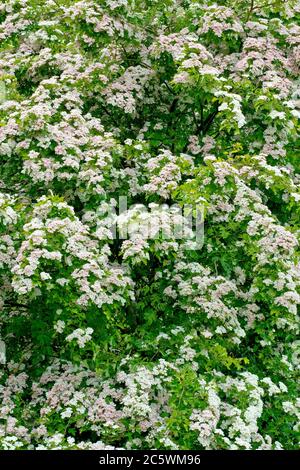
(66, 328), (94, 348)
(40, 271), (51, 281)
(218, 102), (229, 111)
(54, 320), (65, 333)
(269, 110), (286, 120)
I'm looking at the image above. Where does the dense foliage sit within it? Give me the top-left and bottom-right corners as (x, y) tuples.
(0, 0), (299, 450)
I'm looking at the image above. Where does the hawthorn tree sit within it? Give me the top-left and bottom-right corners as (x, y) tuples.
(0, 0), (299, 450)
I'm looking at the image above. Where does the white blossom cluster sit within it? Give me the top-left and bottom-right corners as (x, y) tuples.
(0, 0), (299, 451)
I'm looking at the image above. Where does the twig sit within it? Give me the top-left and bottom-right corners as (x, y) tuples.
(163, 81), (176, 95)
(246, 0), (255, 21)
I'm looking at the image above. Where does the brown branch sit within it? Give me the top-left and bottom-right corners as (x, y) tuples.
(246, 0), (255, 21)
(163, 81), (176, 95)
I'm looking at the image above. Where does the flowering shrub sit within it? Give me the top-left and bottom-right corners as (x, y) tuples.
(0, 0), (299, 450)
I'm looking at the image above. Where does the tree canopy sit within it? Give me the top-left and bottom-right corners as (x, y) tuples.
(0, 0), (299, 450)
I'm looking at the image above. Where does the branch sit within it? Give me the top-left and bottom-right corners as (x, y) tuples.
(169, 97), (179, 113)
(4, 301), (29, 309)
(246, 0), (255, 21)
(202, 108), (219, 134)
(163, 81), (176, 95)
(99, 104), (120, 128)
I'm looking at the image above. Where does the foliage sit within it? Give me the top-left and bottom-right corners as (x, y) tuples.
(0, 0), (299, 450)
